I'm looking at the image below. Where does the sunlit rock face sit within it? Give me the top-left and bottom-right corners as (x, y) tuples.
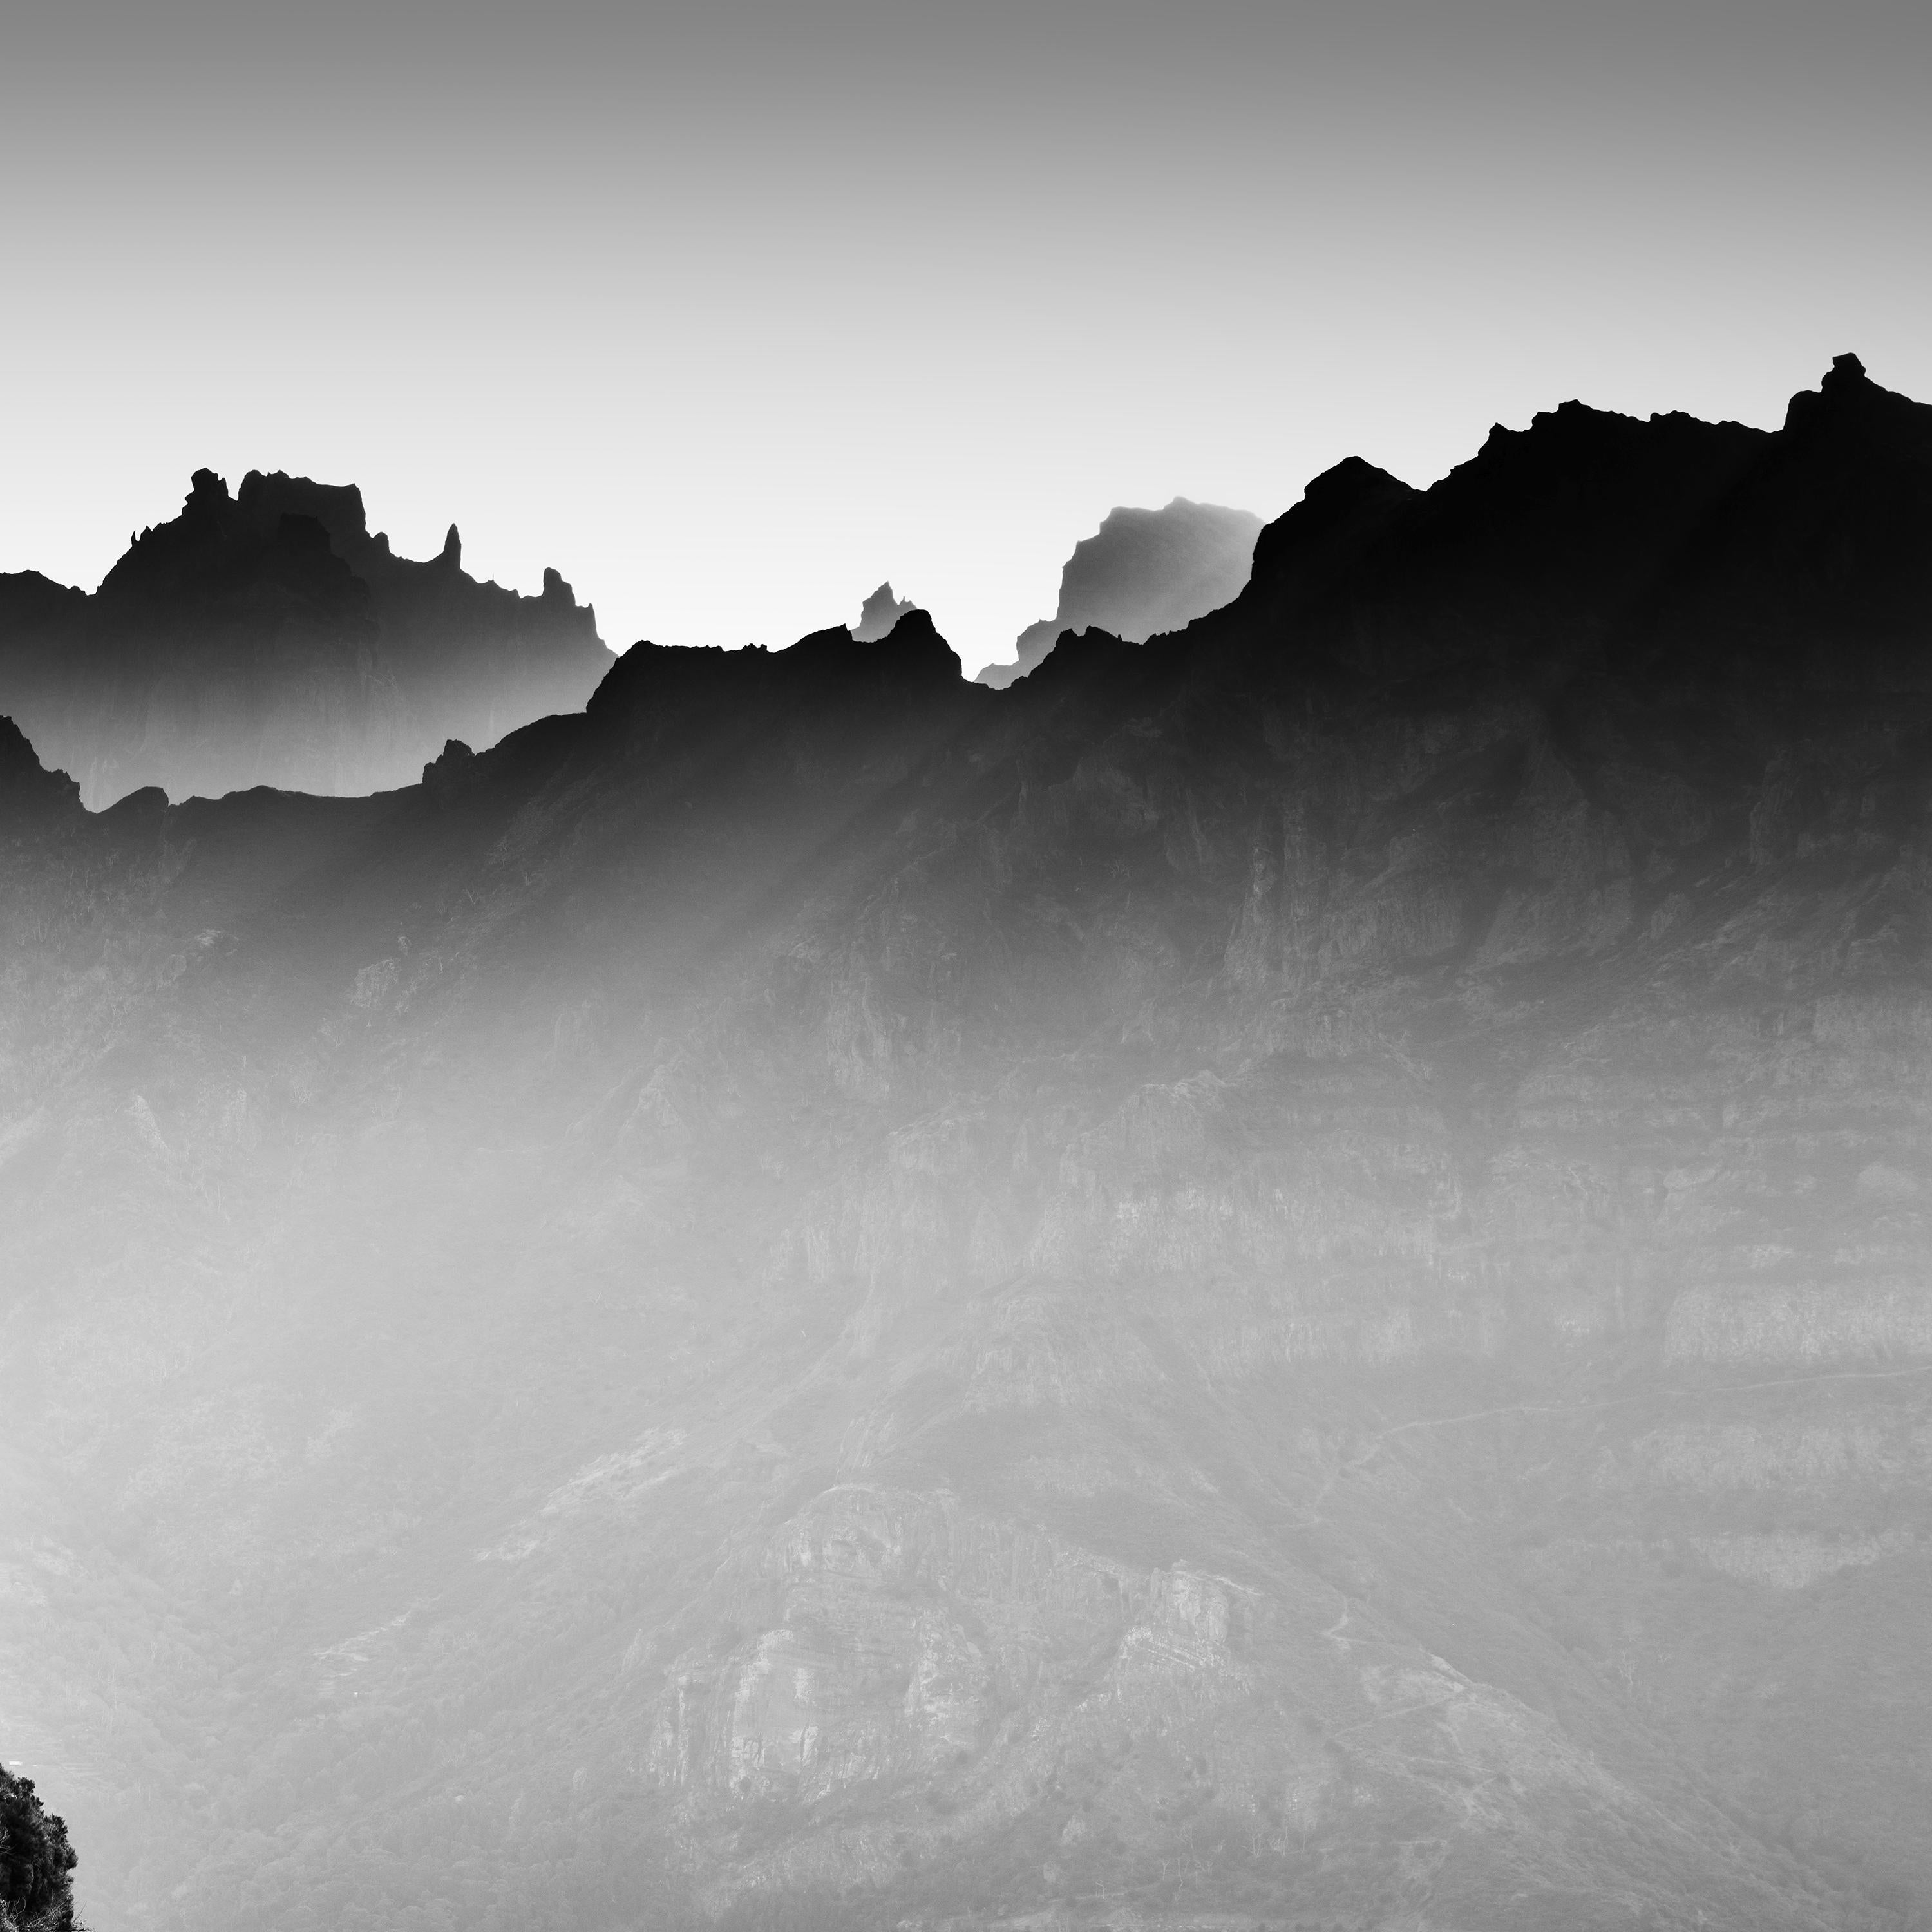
(978, 497), (1264, 687)
(0, 468), (611, 806)
(5, 359), (1932, 1930)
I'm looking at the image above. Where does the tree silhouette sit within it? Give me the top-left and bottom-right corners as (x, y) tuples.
(0, 1765), (81, 1932)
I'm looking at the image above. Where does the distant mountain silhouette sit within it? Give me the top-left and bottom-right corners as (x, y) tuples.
(0, 468), (611, 806)
(851, 581), (918, 642)
(977, 494), (1264, 686)
(12, 357), (1932, 1932)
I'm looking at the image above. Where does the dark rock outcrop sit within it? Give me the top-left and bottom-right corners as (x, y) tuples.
(0, 714), (84, 834)
(420, 737), (477, 806)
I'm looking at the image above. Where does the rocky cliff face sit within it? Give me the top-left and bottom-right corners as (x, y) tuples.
(3, 361), (1931, 1932)
(0, 468), (611, 806)
(978, 498), (1264, 687)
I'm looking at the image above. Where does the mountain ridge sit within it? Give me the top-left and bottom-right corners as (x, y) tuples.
(0, 468), (611, 809)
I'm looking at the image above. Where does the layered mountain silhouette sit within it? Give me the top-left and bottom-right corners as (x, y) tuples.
(6, 356), (1932, 1932)
(0, 469), (611, 808)
(977, 495), (1264, 687)
(851, 582), (919, 642)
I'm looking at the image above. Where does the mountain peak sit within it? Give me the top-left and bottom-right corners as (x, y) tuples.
(186, 467), (229, 510)
(1780, 350), (1932, 446)
(237, 471), (374, 559)
(978, 497), (1264, 686)
(1238, 455), (1416, 616)
(1277, 455), (1414, 533)
(794, 605), (961, 688)
(1, 471), (608, 806)
(853, 582), (916, 643)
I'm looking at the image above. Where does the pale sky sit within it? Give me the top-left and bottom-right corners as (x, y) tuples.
(5, 1), (1930, 673)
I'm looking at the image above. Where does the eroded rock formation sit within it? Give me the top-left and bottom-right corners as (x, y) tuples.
(0, 469), (611, 806)
(978, 497), (1264, 687)
(851, 583), (918, 643)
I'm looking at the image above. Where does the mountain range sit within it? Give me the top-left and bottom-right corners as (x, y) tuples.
(3, 354), (1931, 1932)
(0, 469), (611, 808)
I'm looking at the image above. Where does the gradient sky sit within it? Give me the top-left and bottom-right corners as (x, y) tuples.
(5, 0), (1931, 672)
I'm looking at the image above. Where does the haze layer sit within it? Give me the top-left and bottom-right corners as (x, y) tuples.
(4, 357), (1931, 1930)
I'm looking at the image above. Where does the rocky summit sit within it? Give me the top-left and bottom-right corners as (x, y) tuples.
(978, 497), (1265, 688)
(0, 469), (611, 809)
(3, 357), (1931, 1932)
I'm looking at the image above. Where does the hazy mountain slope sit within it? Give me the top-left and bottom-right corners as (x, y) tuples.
(3, 359), (1931, 1932)
(978, 498), (1264, 687)
(852, 583), (918, 642)
(0, 469), (611, 808)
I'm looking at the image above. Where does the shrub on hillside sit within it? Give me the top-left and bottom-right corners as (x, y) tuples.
(0, 1766), (81, 1932)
